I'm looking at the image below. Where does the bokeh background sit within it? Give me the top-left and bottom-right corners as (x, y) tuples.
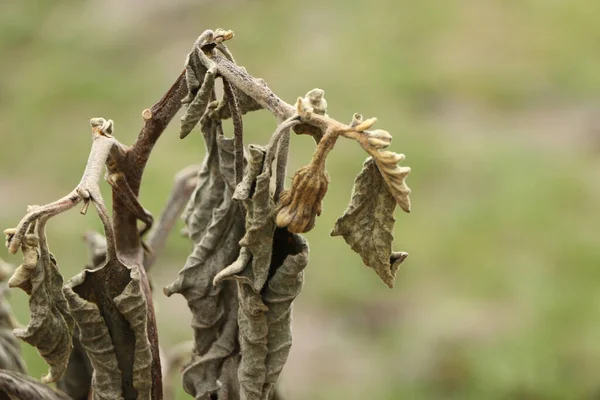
(2, 1), (600, 399)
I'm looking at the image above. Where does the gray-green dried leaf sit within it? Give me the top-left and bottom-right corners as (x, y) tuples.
(262, 231), (308, 398)
(180, 47), (212, 139)
(58, 232), (104, 400)
(180, 283), (238, 399)
(182, 118), (242, 244)
(216, 144), (273, 291)
(9, 233), (74, 383)
(0, 370), (72, 400)
(114, 266), (153, 400)
(165, 116), (246, 399)
(64, 252), (154, 400)
(331, 158), (408, 288)
(63, 274), (124, 400)
(219, 146), (308, 400)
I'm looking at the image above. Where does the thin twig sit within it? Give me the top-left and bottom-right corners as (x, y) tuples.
(144, 165), (201, 271)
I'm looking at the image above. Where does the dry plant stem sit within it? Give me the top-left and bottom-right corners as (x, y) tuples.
(274, 129), (291, 202)
(211, 54), (294, 122)
(222, 78), (245, 185)
(126, 70), (188, 265)
(144, 165), (201, 271)
(6, 129), (117, 256)
(110, 71), (188, 399)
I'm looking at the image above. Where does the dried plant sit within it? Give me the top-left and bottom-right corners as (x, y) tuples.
(2, 28), (411, 399)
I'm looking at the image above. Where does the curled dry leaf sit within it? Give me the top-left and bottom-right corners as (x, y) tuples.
(216, 144), (309, 399)
(63, 277), (124, 400)
(8, 230), (74, 383)
(350, 114), (411, 213)
(331, 158), (408, 288)
(65, 254), (156, 399)
(261, 229), (308, 398)
(0, 370), (72, 400)
(0, 258), (26, 374)
(165, 113), (246, 399)
(58, 232), (105, 400)
(114, 266), (153, 399)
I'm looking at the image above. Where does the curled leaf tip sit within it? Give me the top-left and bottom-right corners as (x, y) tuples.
(354, 117), (377, 132)
(214, 29), (234, 42)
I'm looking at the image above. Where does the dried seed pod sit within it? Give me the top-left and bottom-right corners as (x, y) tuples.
(276, 164), (329, 233)
(331, 158), (409, 288)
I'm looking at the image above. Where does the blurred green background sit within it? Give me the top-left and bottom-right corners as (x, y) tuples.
(2, 0), (600, 399)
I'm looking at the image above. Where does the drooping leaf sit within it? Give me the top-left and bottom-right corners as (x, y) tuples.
(63, 273), (124, 400)
(65, 255), (157, 400)
(165, 115), (246, 399)
(331, 158), (408, 288)
(216, 144), (309, 400)
(57, 231), (104, 400)
(114, 266), (153, 399)
(9, 232), (74, 383)
(0, 370), (71, 400)
(262, 230), (308, 398)
(181, 117), (227, 244)
(180, 46), (211, 139)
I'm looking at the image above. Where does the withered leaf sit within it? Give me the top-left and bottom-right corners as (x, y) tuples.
(9, 232), (74, 383)
(180, 47), (212, 139)
(165, 116), (246, 399)
(114, 266), (153, 400)
(180, 282), (238, 399)
(262, 230), (308, 399)
(64, 254), (156, 400)
(216, 144), (273, 291)
(217, 144), (308, 400)
(58, 231), (105, 400)
(182, 117), (227, 244)
(0, 370), (72, 400)
(331, 158), (408, 288)
(63, 273), (124, 400)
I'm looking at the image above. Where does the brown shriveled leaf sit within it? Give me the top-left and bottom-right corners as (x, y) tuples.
(215, 144), (273, 291)
(57, 232), (104, 400)
(331, 158), (408, 288)
(261, 229), (308, 399)
(9, 232), (74, 383)
(216, 144), (309, 399)
(63, 274), (124, 400)
(182, 116), (241, 244)
(114, 266), (153, 399)
(0, 370), (72, 400)
(165, 115), (246, 399)
(180, 46), (212, 139)
(64, 255), (156, 400)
